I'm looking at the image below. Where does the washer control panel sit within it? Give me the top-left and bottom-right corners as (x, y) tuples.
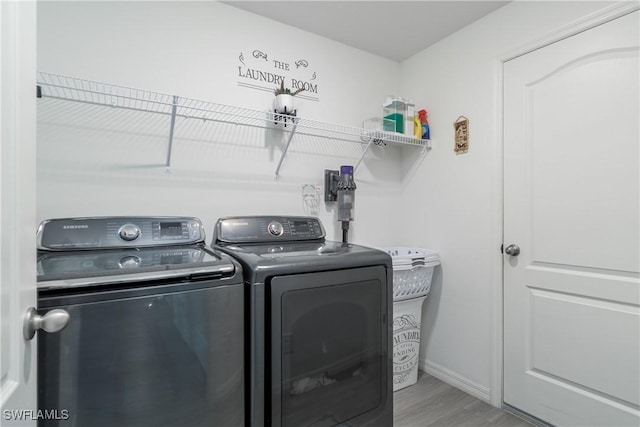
(215, 216), (325, 243)
(37, 217), (205, 250)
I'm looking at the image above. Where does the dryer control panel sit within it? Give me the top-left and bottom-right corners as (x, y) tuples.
(214, 216), (325, 244)
(37, 217), (205, 250)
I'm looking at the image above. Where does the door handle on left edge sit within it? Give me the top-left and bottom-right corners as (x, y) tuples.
(23, 307), (69, 340)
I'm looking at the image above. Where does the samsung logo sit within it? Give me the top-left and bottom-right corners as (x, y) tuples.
(63, 225), (88, 229)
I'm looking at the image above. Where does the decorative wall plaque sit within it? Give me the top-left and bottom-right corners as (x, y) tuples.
(454, 116), (469, 155)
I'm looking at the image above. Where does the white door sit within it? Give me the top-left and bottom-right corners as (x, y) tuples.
(0, 1), (38, 425)
(504, 10), (640, 427)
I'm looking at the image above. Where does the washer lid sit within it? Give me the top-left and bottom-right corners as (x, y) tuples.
(37, 245), (236, 290)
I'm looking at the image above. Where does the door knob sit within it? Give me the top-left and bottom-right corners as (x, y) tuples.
(23, 307), (70, 341)
(504, 244), (520, 256)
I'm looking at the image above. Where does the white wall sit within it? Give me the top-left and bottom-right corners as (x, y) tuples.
(37, 0), (624, 406)
(399, 0), (618, 403)
(36, 1), (404, 246)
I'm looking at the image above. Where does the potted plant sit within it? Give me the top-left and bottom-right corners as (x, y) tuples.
(274, 80), (304, 114)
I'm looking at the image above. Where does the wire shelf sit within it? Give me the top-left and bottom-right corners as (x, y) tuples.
(38, 72), (176, 115)
(37, 72), (429, 176)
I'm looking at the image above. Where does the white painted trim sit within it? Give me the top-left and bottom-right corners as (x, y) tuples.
(489, 55), (505, 409)
(419, 358), (491, 404)
(493, 0), (640, 412)
(0, 0), (37, 415)
(502, 1), (640, 62)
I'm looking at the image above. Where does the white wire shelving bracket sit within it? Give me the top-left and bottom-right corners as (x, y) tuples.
(36, 72), (431, 177)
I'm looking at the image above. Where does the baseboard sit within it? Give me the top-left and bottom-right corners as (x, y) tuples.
(420, 358), (492, 404)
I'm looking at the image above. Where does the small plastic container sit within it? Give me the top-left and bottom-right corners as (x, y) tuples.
(383, 113), (404, 133)
(362, 117), (394, 132)
(381, 247), (440, 391)
(404, 102), (415, 136)
(383, 97), (408, 134)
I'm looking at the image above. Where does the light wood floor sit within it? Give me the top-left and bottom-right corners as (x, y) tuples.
(393, 372), (532, 427)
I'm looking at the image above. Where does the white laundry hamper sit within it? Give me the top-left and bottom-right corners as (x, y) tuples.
(382, 247), (440, 391)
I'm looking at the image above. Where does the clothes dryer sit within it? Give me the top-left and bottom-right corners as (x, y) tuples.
(213, 216), (392, 427)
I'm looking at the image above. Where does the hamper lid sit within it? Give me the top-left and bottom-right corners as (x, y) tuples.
(381, 247), (440, 267)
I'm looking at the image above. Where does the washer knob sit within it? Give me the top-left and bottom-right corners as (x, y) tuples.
(118, 224), (141, 241)
(267, 221), (284, 237)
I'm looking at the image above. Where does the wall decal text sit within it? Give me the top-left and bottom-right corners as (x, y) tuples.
(236, 49), (320, 102)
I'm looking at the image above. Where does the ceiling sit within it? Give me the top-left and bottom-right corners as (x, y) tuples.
(222, 1), (510, 62)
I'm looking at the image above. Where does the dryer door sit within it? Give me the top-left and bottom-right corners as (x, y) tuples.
(269, 266), (391, 427)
